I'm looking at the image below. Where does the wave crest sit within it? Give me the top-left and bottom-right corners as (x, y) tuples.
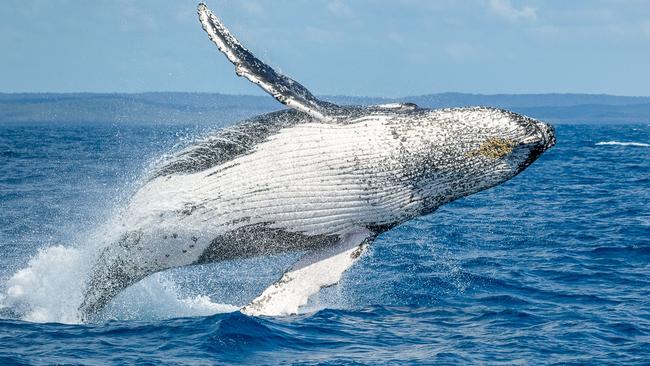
(596, 141), (649, 147)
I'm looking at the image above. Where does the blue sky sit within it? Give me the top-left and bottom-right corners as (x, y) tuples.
(2, 0), (650, 96)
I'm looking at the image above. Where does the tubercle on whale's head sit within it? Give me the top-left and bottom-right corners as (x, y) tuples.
(395, 107), (555, 210)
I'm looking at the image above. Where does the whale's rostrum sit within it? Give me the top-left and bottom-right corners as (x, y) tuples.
(78, 3), (555, 321)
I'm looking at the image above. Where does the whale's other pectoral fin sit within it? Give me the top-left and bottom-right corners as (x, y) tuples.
(197, 3), (340, 122)
(241, 228), (376, 317)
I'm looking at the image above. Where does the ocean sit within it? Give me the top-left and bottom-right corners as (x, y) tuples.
(0, 116), (648, 364)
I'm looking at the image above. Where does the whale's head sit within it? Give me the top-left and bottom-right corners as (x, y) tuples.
(455, 108), (556, 176)
(388, 107), (555, 215)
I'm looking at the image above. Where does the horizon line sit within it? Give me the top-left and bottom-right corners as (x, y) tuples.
(2, 91), (650, 99)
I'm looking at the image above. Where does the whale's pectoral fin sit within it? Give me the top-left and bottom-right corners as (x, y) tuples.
(241, 228), (375, 316)
(197, 3), (340, 122)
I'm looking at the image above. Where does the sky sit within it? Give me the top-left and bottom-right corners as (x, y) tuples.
(2, 0), (650, 97)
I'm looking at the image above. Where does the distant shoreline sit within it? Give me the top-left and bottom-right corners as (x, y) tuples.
(2, 92), (649, 125)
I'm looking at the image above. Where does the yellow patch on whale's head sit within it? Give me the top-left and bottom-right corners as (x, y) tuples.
(466, 138), (516, 159)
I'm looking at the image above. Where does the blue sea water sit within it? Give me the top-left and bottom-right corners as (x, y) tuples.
(0, 119), (648, 365)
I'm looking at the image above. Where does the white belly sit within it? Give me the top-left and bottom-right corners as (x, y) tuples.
(119, 119), (418, 267)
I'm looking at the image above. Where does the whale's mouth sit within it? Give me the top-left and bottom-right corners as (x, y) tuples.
(536, 121), (556, 150)
(508, 117), (556, 175)
(519, 120), (555, 150)
(518, 124), (555, 173)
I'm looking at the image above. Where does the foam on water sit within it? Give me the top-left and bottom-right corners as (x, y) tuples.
(0, 212), (240, 324)
(2, 245), (89, 324)
(0, 244), (238, 324)
(596, 140), (649, 147)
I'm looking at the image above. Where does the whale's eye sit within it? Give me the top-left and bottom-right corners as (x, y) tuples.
(466, 138), (515, 159)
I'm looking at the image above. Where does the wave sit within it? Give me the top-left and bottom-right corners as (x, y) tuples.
(596, 141), (649, 147)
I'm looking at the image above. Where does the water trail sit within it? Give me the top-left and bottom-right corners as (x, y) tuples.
(596, 141), (649, 147)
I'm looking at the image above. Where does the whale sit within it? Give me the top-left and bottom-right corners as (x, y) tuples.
(78, 3), (555, 321)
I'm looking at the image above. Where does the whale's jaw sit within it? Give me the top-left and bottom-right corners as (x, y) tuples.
(512, 116), (556, 175)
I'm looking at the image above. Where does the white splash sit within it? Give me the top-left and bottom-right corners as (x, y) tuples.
(0, 243), (237, 324)
(101, 273), (238, 321)
(2, 246), (90, 324)
(596, 141), (649, 147)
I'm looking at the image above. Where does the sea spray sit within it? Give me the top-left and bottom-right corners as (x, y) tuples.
(3, 245), (90, 324)
(101, 273), (238, 321)
(1, 243), (239, 324)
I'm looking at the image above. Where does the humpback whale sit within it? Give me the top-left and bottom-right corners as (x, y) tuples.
(78, 3), (555, 321)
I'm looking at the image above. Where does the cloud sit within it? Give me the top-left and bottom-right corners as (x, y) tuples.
(444, 42), (484, 61)
(303, 26), (342, 45)
(327, 0), (354, 18)
(642, 21), (650, 40)
(488, 0), (537, 21)
(388, 32), (404, 44)
(118, 2), (157, 32)
(240, 1), (264, 16)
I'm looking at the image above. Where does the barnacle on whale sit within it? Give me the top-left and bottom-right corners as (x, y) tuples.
(466, 138), (516, 159)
